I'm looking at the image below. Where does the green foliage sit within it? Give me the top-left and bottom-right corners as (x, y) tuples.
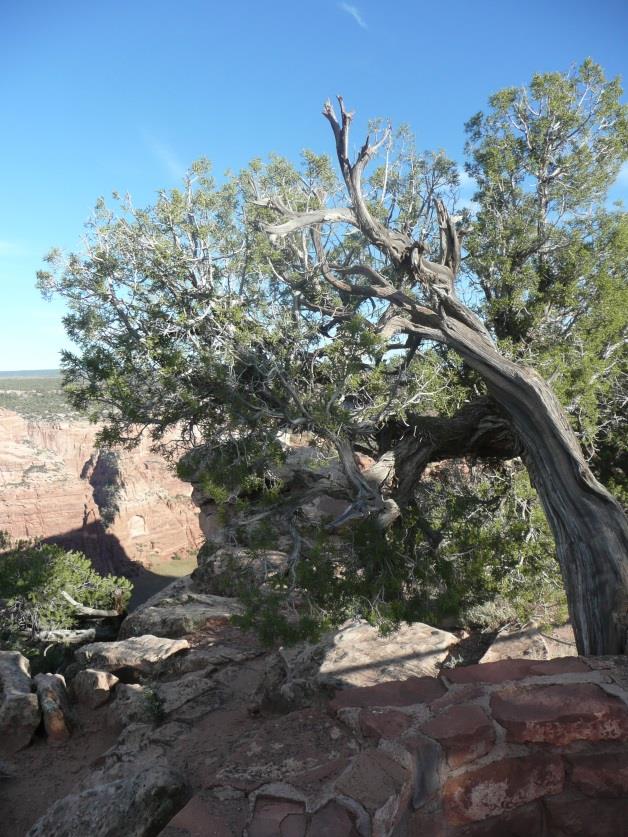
(37, 61), (626, 643)
(464, 61), (628, 488)
(0, 535), (132, 651)
(228, 463), (565, 644)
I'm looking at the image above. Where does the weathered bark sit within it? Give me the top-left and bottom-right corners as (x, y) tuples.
(378, 396), (522, 507)
(442, 322), (628, 656)
(60, 590), (120, 618)
(261, 97), (628, 655)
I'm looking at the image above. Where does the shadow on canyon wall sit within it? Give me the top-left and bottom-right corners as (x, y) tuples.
(42, 521), (190, 612)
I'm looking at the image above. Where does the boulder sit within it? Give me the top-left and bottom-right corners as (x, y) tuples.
(0, 650), (40, 754)
(258, 620), (458, 708)
(33, 673), (73, 742)
(118, 575), (242, 639)
(479, 623), (549, 664)
(26, 762), (190, 837)
(71, 669), (119, 709)
(75, 635), (189, 674)
(318, 619), (459, 688)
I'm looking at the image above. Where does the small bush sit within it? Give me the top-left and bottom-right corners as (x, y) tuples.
(0, 534), (132, 652)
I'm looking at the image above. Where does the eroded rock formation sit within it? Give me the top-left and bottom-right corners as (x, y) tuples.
(0, 408), (202, 571)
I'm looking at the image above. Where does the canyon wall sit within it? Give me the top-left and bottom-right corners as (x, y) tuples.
(0, 408), (202, 573)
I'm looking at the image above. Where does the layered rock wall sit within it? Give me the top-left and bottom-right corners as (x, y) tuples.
(234, 656), (628, 836)
(0, 408), (201, 572)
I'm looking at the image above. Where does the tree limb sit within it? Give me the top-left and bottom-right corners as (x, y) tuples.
(61, 590), (121, 618)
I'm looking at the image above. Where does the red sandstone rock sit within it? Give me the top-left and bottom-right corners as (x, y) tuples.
(248, 797), (307, 837)
(428, 683), (484, 712)
(568, 751), (628, 797)
(359, 708), (412, 741)
(458, 801), (544, 836)
(329, 676), (446, 713)
(443, 754), (564, 825)
(443, 656), (588, 685)
(33, 672), (73, 743)
(421, 704), (495, 768)
(490, 683), (628, 745)
(544, 794), (628, 836)
(308, 802), (360, 837)
(158, 795), (232, 837)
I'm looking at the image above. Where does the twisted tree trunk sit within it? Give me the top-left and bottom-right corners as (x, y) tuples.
(260, 97), (628, 655)
(440, 318), (628, 655)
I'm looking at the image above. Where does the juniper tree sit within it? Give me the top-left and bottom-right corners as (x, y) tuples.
(39, 61), (628, 654)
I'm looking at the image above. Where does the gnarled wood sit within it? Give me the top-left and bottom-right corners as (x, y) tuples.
(259, 98), (628, 655)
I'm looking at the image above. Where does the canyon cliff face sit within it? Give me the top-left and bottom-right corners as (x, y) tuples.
(0, 408), (202, 573)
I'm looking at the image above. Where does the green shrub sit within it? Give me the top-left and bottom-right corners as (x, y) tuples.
(226, 462), (567, 644)
(0, 534), (132, 651)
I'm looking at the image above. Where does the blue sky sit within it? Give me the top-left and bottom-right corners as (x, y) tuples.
(1, 0), (627, 370)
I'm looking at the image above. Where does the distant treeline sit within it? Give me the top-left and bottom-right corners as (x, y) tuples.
(0, 373), (80, 421)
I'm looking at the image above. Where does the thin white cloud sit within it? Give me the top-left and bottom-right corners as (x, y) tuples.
(339, 3), (367, 28)
(143, 132), (186, 181)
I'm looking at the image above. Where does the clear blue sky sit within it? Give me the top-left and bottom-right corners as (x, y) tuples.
(1, 0), (627, 370)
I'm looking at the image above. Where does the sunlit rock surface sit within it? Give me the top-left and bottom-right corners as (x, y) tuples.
(0, 408), (202, 571)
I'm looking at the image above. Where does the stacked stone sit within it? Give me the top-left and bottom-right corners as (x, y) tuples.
(161, 656), (628, 836)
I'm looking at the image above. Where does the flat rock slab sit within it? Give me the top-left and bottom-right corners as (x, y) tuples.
(75, 635), (190, 674)
(26, 762), (190, 837)
(119, 576), (242, 639)
(490, 682), (628, 745)
(334, 748), (411, 818)
(443, 754), (564, 825)
(479, 624), (549, 664)
(330, 675), (446, 712)
(248, 796), (307, 837)
(204, 707), (356, 799)
(421, 704), (495, 768)
(156, 670), (220, 716)
(158, 795), (233, 837)
(0, 650), (41, 754)
(318, 620), (458, 689)
(444, 655), (588, 685)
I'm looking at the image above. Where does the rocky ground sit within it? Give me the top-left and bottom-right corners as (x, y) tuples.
(3, 416), (609, 835)
(4, 562), (626, 837)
